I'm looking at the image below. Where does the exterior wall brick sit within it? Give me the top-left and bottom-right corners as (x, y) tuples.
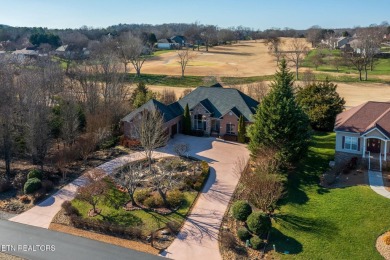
(220, 112), (239, 136)
(191, 103), (211, 135)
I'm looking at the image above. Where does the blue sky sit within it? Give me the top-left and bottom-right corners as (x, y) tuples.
(1, 0), (389, 30)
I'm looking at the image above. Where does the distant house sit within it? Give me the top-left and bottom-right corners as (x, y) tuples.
(55, 45), (89, 59)
(156, 38), (179, 50)
(11, 47), (39, 62)
(321, 36), (351, 49)
(170, 35), (186, 47)
(121, 83), (259, 143)
(334, 101), (390, 171)
(348, 39), (381, 54)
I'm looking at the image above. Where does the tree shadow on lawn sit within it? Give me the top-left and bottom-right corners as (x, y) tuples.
(268, 228), (303, 255)
(274, 214), (338, 238)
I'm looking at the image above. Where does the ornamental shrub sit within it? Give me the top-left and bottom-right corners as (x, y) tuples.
(134, 189), (151, 204)
(27, 169), (43, 180)
(237, 227), (252, 241)
(167, 189), (184, 208)
(24, 178), (42, 194)
(383, 234), (390, 245)
(231, 200), (252, 221)
(250, 235), (263, 250)
(247, 211), (272, 236)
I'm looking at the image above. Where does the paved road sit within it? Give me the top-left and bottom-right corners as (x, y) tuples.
(159, 135), (250, 260)
(0, 220), (161, 260)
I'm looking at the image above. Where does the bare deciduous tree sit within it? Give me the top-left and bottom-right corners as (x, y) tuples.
(121, 34), (150, 77)
(134, 110), (169, 171)
(158, 88), (177, 105)
(76, 169), (108, 214)
(264, 36), (283, 65)
(113, 161), (144, 206)
(247, 82), (269, 102)
(152, 161), (179, 207)
(284, 38), (309, 79)
(177, 48), (196, 77)
(60, 96), (80, 146)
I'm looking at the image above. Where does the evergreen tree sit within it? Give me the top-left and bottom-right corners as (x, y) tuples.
(183, 103), (191, 135)
(238, 115), (246, 143)
(248, 59), (310, 166)
(296, 78), (345, 131)
(130, 81), (156, 108)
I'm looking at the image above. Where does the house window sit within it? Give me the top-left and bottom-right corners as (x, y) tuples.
(344, 136), (358, 150)
(226, 123), (235, 135)
(194, 114), (206, 130)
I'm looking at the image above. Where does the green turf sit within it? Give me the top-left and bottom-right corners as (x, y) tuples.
(271, 132), (390, 259)
(126, 73), (205, 88)
(72, 186), (197, 235)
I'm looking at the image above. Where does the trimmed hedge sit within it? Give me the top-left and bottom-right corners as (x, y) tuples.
(193, 161), (210, 191)
(250, 235), (263, 250)
(27, 169), (43, 180)
(24, 178), (42, 194)
(231, 200), (252, 221)
(237, 227), (252, 241)
(247, 211), (272, 237)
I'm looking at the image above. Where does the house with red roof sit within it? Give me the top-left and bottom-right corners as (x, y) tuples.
(334, 101), (390, 170)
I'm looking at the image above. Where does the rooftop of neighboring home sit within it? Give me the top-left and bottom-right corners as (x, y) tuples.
(335, 101), (390, 137)
(122, 83), (259, 123)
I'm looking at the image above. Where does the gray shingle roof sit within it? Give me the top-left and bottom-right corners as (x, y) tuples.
(122, 84), (259, 123)
(177, 86), (259, 122)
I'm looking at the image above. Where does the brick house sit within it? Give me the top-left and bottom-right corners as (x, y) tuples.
(121, 83), (259, 142)
(334, 101), (390, 171)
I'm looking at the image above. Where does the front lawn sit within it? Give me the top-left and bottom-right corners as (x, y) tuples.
(72, 188), (197, 234)
(271, 132), (390, 259)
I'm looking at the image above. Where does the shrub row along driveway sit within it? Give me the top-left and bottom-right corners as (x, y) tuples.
(160, 135), (249, 260)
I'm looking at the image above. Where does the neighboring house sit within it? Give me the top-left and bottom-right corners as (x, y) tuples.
(11, 47), (38, 62)
(170, 35), (186, 47)
(55, 45), (89, 58)
(334, 101), (390, 170)
(348, 39), (381, 55)
(321, 37), (350, 49)
(121, 83), (259, 143)
(156, 38), (179, 50)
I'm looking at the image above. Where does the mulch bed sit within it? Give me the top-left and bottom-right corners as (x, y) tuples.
(376, 232), (390, 260)
(123, 201), (173, 215)
(321, 169), (368, 189)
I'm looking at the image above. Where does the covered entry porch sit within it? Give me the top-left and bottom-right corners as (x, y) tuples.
(362, 130), (390, 171)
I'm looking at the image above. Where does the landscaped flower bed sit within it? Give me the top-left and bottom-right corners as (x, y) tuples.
(56, 156), (210, 248)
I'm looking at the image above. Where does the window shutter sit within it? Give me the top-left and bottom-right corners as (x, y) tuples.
(358, 138), (361, 151)
(342, 136), (345, 149)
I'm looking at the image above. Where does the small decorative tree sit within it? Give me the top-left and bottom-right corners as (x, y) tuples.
(237, 115), (246, 143)
(183, 103), (191, 135)
(76, 170), (108, 215)
(113, 161), (144, 206)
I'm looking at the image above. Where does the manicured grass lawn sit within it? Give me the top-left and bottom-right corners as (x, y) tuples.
(126, 73), (205, 87)
(152, 49), (175, 56)
(72, 187), (197, 235)
(220, 75), (273, 85)
(271, 132), (390, 259)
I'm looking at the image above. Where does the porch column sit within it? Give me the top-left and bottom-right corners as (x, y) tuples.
(362, 137), (366, 158)
(385, 140), (388, 161)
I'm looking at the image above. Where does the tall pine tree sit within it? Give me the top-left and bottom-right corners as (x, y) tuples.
(238, 115), (246, 143)
(183, 103), (191, 135)
(248, 59), (310, 166)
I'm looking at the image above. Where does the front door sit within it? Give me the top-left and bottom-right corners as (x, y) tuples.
(367, 139), (381, 153)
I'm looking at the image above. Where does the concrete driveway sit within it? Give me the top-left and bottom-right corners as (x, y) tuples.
(159, 135), (250, 260)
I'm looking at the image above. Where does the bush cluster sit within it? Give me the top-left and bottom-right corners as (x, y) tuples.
(166, 221), (181, 234)
(231, 201), (252, 221)
(250, 235), (263, 250)
(220, 231), (237, 250)
(27, 169), (43, 180)
(237, 227), (252, 241)
(166, 189), (184, 208)
(12, 173), (27, 189)
(24, 177), (42, 194)
(143, 194), (164, 208)
(134, 189), (150, 204)
(185, 161), (210, 191)
(247, 211), (272, 237)
(61, 201), (80, 216)
(69, 215), (142, 239)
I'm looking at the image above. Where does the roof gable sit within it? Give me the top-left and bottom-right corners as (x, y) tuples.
(335, 101), (390, 135)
